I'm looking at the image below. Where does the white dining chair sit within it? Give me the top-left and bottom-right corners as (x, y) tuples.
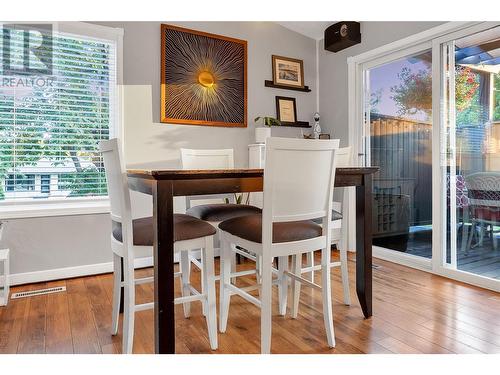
(100, 139), (218, 354)
(300, 146), (353, 310)
(218, 137), (339, 353)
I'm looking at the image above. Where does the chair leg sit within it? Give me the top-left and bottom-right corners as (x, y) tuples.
(2, 251), (9, 306)
(461, 209), (469, 255)
(467, 220), (476, 250)
(219, 237), (232, 333)
(122, 260), (136, 354)
(180, 250), (191, 318)
(321, 246), (335, 348)
(479, 223), (485, 247)
(111, 253), (122, 336)
(200, 251), (207, 317)
(306, 251), (314, 281)
(277, 255), (288, 316)
(230, 244), (237, 284)
(256, 254), (262, 284)
(202, 237), (218, 350)
(339, 245), (351, 306)
(290, 254), (302, 319)
(260, 253), (273, 354)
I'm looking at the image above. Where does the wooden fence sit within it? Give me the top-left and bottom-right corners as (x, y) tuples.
(370, 114), (432, 226)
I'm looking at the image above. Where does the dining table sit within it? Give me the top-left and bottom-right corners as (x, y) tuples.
(127, 166), (379, 354)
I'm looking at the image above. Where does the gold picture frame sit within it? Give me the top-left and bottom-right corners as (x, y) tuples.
(161, 24), (247, 127)
(272, 55), (304, 88)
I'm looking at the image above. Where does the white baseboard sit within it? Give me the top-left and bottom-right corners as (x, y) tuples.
(10, 262), (116, 286)
(372, 245), (431, 272)
(9, 248), (220, 286)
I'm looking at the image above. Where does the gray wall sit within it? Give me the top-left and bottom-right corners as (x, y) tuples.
(4, 21), (318, 279)
(3, 214), (111, 276)
(318, 21), (444, 146)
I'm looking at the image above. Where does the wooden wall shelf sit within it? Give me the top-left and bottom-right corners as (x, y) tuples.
(264, 80), (311, 92)
(277, 121), (310, 128)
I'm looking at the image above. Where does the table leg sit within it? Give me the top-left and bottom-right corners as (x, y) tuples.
(153, 180), (176, 354)
(355, 174), (373, 318)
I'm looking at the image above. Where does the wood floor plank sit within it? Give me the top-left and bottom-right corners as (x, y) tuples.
(66, 278), (101, 354)
(83, 276), (120, 353)
(377, 337), (422, 354)
(45, 280), (73, 354)
(0, 284), (33, 353)
(17, 283), (47, 354)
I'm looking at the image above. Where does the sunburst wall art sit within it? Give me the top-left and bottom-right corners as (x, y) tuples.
(161, 24), (247, 127)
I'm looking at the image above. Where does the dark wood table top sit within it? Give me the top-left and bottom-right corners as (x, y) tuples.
(127, 167), (379, 180)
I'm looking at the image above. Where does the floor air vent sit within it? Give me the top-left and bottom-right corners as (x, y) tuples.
(11, 286), (66, 299)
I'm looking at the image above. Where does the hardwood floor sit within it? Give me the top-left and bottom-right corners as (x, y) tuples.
(1, 251), (500, 354)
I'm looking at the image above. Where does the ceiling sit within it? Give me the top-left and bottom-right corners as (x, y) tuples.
(275, 22), (334, 41)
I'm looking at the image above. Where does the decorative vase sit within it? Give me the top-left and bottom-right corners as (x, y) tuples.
(255, 127), (271, 144)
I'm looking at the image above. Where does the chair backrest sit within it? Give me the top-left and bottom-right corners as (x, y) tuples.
(336, 146), (352, 168)
(180, 148), (234, 170)
(263, 137), (339, 228)
(180, 148), (235, 207)
(465, 172), (500, 209)
(99, 139), (133, 247)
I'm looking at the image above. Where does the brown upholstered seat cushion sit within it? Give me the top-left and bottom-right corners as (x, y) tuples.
(218, 214), (322, 244)
(312, 209), (343, 224)
(112, 214), (216, 246)
(186, 203), (262, 222)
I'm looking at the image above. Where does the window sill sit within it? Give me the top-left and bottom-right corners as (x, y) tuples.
(0, 198), (110, 219)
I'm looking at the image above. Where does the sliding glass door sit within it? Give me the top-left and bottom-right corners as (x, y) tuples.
(362, 45), (433, 267)
(437, 24), (500, 287)
(354, 22), (500, 290)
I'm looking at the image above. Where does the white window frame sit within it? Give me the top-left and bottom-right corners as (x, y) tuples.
(0, 22), (123, 219)
(348, 21), (500, 292)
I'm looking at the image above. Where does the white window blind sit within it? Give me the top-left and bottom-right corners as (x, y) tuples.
(0, 24), (117, 202)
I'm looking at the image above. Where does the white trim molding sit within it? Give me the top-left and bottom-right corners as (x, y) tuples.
(0, 197), (110, 219)
(347, 22), (479, 66)
(9, 257), (151, 286)
(373, 246), (431, 273)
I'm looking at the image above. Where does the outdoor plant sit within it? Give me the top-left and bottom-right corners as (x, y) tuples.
(390, 65), (480, 119)
(254, 116), (281, 126)
(454, 66), (481, 112)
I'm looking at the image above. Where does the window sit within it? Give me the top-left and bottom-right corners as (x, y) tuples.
(40, 174), (50, 194)
(5, 174), (35, 191)
(0, 23), (119, 203)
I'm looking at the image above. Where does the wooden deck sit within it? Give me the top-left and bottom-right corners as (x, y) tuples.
(1, 252), (500, 354)
(405, 229), (500, 279)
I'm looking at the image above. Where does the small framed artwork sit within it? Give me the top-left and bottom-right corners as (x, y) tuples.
(275, 96), (297, 124)
(272, 55), (304, 88)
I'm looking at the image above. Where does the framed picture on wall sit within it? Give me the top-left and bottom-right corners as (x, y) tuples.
(161, 24), (247, 127)
(275, 96), (297, 124)
(272, 55), (304, 88)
